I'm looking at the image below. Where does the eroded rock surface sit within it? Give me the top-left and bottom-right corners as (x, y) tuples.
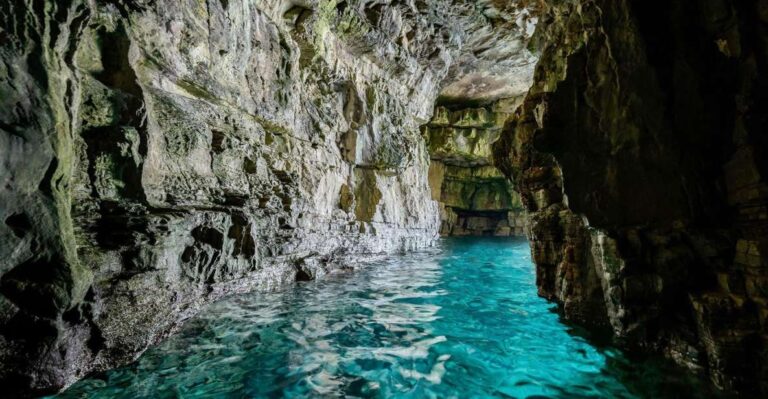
(425, 101), (527, 236)
(6, 0), (765, 395)
(495, 0), (768, 395)
(0, 0), (537, 395)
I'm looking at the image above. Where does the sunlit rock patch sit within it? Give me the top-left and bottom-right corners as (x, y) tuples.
(424, 100), (527, 236)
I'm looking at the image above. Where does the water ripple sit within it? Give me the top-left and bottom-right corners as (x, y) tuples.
(55, 238), (725, 399)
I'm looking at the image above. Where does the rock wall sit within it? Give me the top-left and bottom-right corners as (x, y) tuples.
(495, 0), (768, 395)
(5, 0), (764, 395)
(0, 0), (537, 395)
(425, 102), (527, 236)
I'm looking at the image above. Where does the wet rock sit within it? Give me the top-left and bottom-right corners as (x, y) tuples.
(494, 0), (768, 395)
(425, 102), (528, 236)
(0, 0), (537, 395)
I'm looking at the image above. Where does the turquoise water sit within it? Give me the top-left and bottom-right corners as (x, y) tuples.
(56, 238), (721, 398)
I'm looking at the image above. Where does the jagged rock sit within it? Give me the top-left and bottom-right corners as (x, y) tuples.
(0, 0), (537, 395)
(425, 102), (528, 236)
(494, 0), (768, 395)
(4, 0), (765, 396)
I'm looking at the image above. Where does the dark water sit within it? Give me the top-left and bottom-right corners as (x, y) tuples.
(54, 238), (723, 398)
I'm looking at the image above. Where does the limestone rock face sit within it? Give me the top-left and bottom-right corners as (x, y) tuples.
(0, 0), (537, 395)
(495, 0), (768, 395)
(425, 102), (527, 236)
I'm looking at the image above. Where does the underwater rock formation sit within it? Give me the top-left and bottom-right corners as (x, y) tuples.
(0, 0), (537, 395)
(495, 0), (768, 395)
(424, 102), (527, 236)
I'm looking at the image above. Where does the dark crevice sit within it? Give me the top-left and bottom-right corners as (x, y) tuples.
(0, 256), (72, 319)
(294, 267), (312, 282)
(5, 213), (32, 239)
(38, 157), (59, 198)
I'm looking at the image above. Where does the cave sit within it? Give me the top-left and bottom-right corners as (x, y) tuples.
(425, 100), (528, 237)
(0, 0), (766, 397)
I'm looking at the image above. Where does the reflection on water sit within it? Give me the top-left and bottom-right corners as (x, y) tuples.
(55, 238), (724, 398)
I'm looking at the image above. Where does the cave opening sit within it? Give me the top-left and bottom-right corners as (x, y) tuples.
(424, 99), (528, 237)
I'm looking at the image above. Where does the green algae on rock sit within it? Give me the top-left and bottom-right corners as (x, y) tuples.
(424, 103), (527, 236)
(0, 0), (537, 395)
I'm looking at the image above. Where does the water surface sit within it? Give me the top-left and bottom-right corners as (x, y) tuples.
(56, 238), (721, 398)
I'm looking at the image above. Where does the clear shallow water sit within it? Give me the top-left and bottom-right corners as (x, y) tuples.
(55, 238), (722, 398)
